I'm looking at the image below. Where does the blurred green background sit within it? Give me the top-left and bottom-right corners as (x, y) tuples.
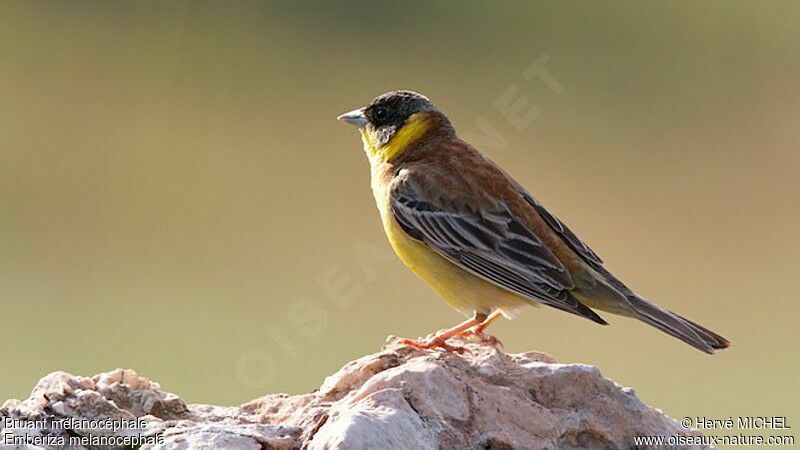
(2, 0), (798, 436)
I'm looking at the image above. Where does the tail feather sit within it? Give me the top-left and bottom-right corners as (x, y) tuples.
(590, 265), (730, 354)
(679, 315), (731, 350)
(626, 294), (730, 354)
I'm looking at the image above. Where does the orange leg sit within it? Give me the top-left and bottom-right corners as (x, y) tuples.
(400, 315), (481, 354)
(463, 310), (504, 347)
(401, 311), (507, 353)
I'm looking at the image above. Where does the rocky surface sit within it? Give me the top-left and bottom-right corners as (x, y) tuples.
(1, 336), (706, 449)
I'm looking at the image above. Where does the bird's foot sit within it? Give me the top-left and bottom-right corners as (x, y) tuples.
(400, 337), (469, 354)
(461, 329), (504, 348)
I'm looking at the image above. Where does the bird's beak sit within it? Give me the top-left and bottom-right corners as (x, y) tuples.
(337, 108), (368, 128)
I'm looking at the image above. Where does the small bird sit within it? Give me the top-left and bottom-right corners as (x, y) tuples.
(338, 90), (730, 354)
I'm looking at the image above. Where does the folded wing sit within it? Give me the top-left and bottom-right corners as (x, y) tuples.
(389, 171), (606, 324)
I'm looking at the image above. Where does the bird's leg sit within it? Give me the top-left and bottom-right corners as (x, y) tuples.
(462, 310), (504, 347)
(400, 314), (483, 354)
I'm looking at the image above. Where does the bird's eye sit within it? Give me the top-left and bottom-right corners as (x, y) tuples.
(374, 107), (389, 121)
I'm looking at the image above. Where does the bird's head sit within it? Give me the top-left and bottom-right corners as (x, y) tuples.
(338, 90), (453, 163)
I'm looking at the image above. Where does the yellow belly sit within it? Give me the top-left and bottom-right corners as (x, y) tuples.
(373, 179), (529, 319)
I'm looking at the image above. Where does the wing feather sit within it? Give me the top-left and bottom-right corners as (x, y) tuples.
(520, 192), (603, 268)
(390, 172), (606, 324)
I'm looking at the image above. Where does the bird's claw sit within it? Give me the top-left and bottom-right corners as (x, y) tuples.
(461, 329), (504, 348)
(400, 337), (469, 354)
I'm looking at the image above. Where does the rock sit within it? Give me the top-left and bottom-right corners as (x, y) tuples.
(1, 336), (707, 449)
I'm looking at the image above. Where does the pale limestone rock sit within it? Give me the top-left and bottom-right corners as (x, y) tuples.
(0, 336), (707, 449)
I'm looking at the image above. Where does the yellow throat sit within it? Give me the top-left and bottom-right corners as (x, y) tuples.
(360, 113), (430, 164)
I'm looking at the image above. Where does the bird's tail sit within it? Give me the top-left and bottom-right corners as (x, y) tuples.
(625, 294), (730, 354)
(589, 265), (730, 353)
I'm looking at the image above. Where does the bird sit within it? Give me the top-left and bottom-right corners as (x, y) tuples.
(337, 90), (730, 354)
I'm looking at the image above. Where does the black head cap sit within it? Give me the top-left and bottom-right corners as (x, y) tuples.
(365, 91), (435, 125)
(363, 91), (450, 146)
